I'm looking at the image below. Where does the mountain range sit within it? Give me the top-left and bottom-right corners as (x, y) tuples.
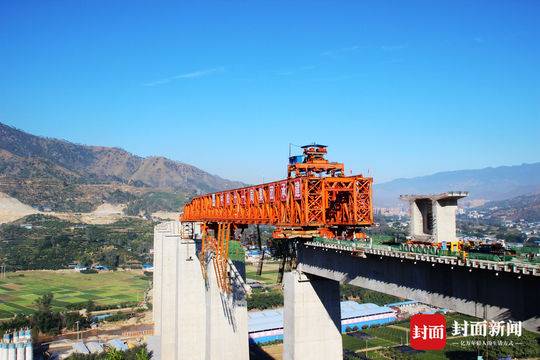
(1, 121), (539, 220)
(374, 163), (540, 208)
(0, 122), (243, 214)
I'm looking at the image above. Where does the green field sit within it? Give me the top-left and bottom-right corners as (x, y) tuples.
(245, 262), (281, 285)
(0, 270), (149, 319)
(343, 324), (409, 355)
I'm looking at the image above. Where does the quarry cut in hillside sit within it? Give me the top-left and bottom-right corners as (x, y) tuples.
(0, 193), (144, 225)
(0, 191), (39, 223)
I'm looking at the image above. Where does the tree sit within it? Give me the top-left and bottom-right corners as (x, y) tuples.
(63, 312), (89, 331)
(135, 348), (151, 360)
(86, 299), (96, 313)
(247, 290), (283, 310)
(32, 292), (62, 335)
(79, 254), (93, 268)
(35, 292), (53, 311)
(106, 348), (124, 360)
(65, 345), (152, 360)
(102, 249), (120, 269)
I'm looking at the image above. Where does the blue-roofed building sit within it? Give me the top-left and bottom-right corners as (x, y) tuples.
(86, 341), (104, 354)
(93, 265), (110, 271)
(248, 309), (284, 344)
(248, 301), (396, 344)
(93, 313), (113, 322)
(385, 300), (418, 308)
(247, 249), (261, 257)
(107, 339), (129, 351)
(340, 301), (396, 332)
(72, 341), (90, 354)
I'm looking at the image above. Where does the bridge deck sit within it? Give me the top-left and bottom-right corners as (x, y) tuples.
(304, 241), (540, 277)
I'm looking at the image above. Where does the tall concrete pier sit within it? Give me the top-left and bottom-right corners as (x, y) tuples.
(152, 222), (205, 360)
(205, 255), (249, 360)
(152, 221), (182, 336)
(152, 221), (248, 360)
(401, 191), (468, 243)
(283, 271), (342, 360)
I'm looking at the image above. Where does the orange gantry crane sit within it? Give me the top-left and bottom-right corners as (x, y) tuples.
(180, 144), (373, 291)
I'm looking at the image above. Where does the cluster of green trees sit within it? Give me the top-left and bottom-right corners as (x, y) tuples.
(246, 286), (401, 311)
(369, 215), (408, 241)
(66, 345), (151, 360)
(247, 290), (283, 310)
(458, 219), (529, 243)
(0, 215), (153, 270)
(340, 285), (401, 305)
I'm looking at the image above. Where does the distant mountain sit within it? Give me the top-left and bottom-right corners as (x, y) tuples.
(480, 193), (540, 222)
(374, 163), (540, 208)
(0, 122), (244, 214)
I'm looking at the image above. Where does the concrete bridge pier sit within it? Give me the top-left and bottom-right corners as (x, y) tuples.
(153, 226), (205, 360)
(205, 256), (249, 360)
(152, 221), (249, 360)
(283, 270), (342, 360)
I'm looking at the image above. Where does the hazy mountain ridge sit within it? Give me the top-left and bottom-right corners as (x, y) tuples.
(0, 122), (244, 213)
(374, 163), (540, 208)
(480, 193), (540, 222)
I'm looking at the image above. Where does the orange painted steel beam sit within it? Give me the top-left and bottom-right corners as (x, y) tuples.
(181, 175), (373, 228)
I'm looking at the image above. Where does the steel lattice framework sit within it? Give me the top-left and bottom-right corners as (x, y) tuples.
(180, 144), (373, 292)
(181, 176), (373, 228)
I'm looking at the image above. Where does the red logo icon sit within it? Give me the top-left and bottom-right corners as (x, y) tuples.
(410, 314), (446, 350)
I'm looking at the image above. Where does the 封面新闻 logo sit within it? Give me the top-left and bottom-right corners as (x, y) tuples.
(410, 313), (447, 350)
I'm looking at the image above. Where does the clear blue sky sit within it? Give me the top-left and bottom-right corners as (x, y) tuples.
(1, 1), (538, 184)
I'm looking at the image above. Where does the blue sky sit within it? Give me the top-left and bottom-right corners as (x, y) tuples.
(1, 1), (538, 184)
